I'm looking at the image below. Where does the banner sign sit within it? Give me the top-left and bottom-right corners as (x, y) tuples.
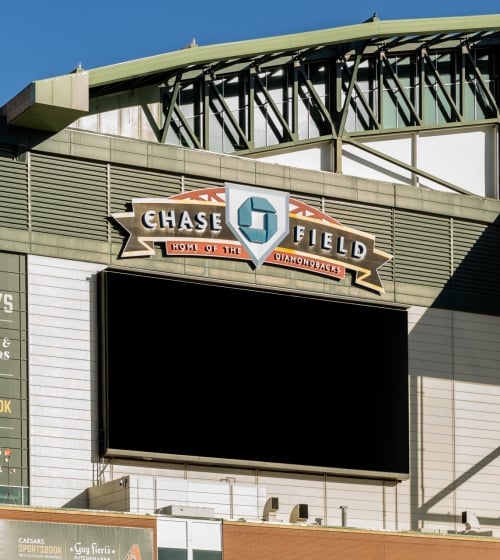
(111, 184), (392, 293)
(0, 252), (26, 503)
(0, 519), (153, 560)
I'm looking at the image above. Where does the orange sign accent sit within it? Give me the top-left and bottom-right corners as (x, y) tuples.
(123, 544), (141, 560)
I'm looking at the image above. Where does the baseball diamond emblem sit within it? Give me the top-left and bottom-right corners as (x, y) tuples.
(226, 183), (289, 267)
(238, 196), (278, 243)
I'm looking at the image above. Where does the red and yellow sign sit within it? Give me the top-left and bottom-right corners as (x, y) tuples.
(111, 185), (392, 294)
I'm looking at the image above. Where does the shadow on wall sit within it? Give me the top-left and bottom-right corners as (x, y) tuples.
(63, 490), (89, 510)
(408, 213), (500, 532)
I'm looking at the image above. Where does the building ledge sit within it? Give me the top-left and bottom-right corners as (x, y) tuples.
(1, 70), (89, 132)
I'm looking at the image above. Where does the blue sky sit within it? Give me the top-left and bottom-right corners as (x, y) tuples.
(1, 0), (499, 107)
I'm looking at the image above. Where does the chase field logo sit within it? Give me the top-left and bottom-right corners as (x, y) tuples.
(111, 183), (392, 293)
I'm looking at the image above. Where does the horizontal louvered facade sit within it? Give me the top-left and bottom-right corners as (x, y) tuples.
(1, 130), (499, 312)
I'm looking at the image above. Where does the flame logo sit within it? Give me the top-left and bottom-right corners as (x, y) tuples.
(123, 544), (141, 560)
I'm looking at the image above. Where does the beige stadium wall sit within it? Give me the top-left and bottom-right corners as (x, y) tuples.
(26, 254), (500, 535)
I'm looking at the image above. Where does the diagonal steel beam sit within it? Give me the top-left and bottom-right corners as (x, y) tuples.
(422, 48), (463, 122)
(339, 54), (380, 135)
(380, 52), (422, 126)
(207, 77), (251, 150)
(253, 72), (295, 142)
(345, 136), (475, 195)
(296, 63), (336, 137)
(160, 72), (182, 143)
(463, 46), (499, 117)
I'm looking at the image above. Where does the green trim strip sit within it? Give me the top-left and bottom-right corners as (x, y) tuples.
(87, 15), (500, 89)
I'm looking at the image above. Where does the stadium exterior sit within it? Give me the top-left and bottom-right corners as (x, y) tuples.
(1, 12), (500, 559)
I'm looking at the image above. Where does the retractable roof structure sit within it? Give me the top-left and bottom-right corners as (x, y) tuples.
(3, 14), (500, 194)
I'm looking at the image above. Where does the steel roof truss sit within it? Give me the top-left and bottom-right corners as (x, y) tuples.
(140, 101), (162, 142)
(115, 24), (500, 167)
(337, 55), (361, 136)
(381, 52), (422, 126)
(463, 46), (499, 117)
(174, 106), (202, 149)
(341, 55), (380, 133)
(162, 80), (202, 149)
(160, 73), (183, 143)
(296, 62), (336, 137)
(422, 48), (463, 122)
(206, 76), (251, 150)
(253, 72), (294, 143)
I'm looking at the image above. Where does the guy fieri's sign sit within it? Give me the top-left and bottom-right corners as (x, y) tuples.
(111, 183), (392, 294)
(1, 518), (152, 560)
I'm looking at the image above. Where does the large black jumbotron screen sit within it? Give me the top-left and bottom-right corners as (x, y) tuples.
(99, 269), (409, 478)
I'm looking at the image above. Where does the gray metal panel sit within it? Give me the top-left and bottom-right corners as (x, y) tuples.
(109, 166), (224, 244)
(0, 146), (28, 230)
(394, 210), (451, 287)
(452, 219), (500, 297)
(110, 165), (181, 205)
(324, 199), (395, 284)
(30, 153), (108, 241)
(110, 166), (183, 244)
(2, 72), (89, 131)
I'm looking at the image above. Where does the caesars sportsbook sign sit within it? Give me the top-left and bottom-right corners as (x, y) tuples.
(111, 183), (391, 294)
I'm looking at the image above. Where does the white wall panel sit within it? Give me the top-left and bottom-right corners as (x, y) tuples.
(190, 520), (222, 549)
(323, 127), (497, 197)
(157, 517), (222, 550)
(418, 128), (494, 196)
(28, 255), (106, 508)
(409, 306), (500, 534)
(341, 135), (413, 184)
(157, 518), (189, 548)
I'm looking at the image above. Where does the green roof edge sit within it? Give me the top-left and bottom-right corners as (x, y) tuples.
(86, 14), (500, 88)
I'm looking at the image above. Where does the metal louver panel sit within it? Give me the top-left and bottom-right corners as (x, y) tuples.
(110, 165), (181, 204)
(325, 200), (395, 283)
(0, 145), (28, 230)
(452, 220), (500, 297)
(182, 176), (223, 192)
(110, 166), (183, 244)
(31, 153), (108, 241)
(394, 211), (451, 287)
